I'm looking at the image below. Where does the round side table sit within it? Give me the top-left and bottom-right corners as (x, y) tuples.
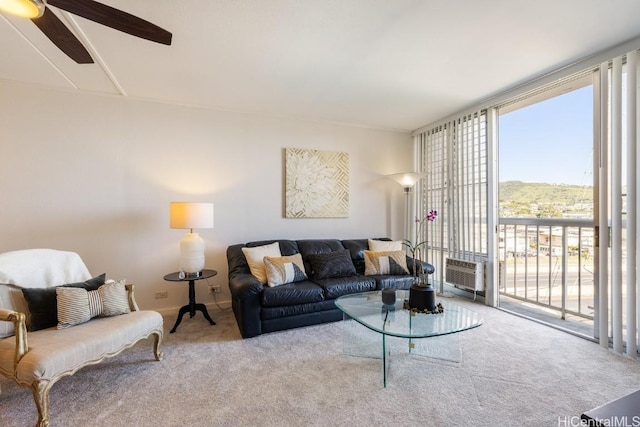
(163, 269), (217, 333)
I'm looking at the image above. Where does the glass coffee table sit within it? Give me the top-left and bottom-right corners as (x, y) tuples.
(335, 290), (483, 387)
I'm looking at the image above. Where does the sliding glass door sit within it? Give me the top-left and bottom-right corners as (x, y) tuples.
(496, 77), (596, 337)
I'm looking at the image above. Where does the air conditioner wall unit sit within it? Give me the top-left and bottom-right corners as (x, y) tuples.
(445, 258), (484, 292)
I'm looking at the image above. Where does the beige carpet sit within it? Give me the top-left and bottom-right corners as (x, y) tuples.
(2, 297), (640, 427)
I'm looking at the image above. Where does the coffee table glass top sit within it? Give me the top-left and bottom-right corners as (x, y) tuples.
(335, 290), (483, 339)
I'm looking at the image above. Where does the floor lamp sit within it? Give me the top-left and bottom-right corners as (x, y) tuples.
(387, 172), (426, 243)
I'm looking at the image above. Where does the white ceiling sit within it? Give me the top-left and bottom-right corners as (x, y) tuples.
(2, 0), (640, 132)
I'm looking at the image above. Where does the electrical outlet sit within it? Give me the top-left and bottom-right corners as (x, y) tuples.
(155, 291), (168, 299)
(209, 285), (221, 294)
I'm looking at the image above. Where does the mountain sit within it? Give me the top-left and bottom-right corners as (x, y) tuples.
(499, 181), (592, 205)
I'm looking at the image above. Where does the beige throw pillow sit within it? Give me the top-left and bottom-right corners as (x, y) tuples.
(241, 242), (282, 284)
(368, 239), (403, 252)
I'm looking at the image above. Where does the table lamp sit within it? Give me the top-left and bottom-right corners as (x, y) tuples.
(170, 202), (214, 277)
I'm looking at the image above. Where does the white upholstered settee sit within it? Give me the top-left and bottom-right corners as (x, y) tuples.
(0, 249), (164, 427)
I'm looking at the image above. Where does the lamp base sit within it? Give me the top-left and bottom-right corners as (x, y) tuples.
(184, 271), (202, 278)
(180, 232), (205, 274)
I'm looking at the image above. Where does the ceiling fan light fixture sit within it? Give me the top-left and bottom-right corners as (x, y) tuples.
(0, 0), (45, 18)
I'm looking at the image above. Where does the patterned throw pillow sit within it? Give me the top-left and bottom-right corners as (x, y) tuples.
(241, 242), (282, 284)
(56, 279), (130, 329)
(363, 250), (409, 276)
(368, 239), (403, 252)
(306, 250), (357, 280)
(263, 253), (307, 287)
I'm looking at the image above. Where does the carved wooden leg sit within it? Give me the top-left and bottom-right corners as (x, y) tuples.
(32, 380), (51, 427)
(153, 330), (164, 361)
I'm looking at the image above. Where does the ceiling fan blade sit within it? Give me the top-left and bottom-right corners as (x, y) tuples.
(47, 0), (172, 45)
(32, 7), (94, 64)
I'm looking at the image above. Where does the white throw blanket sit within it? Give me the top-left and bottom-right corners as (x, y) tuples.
(0, 249), (91, 289)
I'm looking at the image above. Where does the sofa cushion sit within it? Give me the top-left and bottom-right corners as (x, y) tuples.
(372, 275), (415, 291)
(306, 250), (356, 280)
(264, 254), (307, 287)
(0, 310), (162, 384)
(363, 250), (409, 276)
(340, 239), (368, 260)
(297, 239), (346, 274)
(247, 240), (299, 256)
(261, 281), (324, 307)
(21, 274), (106, 332)
(313, 275), (376, 300)
(368, 239), (403, 251)
(261, 300), (337, 320)
(241, 242), (282, 284)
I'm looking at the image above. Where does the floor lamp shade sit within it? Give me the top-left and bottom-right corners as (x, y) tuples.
(387, 172), (426, 243)
(387, 172), (426, 190)
(170, 203), (214, 274)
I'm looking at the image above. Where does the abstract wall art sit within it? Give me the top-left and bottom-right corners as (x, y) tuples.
(285, 148), (349, 218)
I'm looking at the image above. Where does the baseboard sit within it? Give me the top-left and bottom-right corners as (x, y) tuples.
(153, 299), (232, 317)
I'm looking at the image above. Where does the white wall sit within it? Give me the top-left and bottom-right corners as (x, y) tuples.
(0, 82), (412, 312)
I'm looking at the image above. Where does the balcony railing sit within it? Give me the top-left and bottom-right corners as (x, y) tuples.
(498, 218), (595, 321)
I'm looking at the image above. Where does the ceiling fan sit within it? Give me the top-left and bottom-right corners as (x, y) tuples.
(0, 0), (172, 64)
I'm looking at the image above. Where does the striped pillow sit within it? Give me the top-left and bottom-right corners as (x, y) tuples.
(99, 280), (131, 317)
(56, 279), (130, 329)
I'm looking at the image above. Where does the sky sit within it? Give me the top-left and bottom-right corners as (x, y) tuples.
(499, 85), (593, 186)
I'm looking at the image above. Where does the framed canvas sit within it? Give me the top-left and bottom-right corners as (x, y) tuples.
(285, 148), (349, 218)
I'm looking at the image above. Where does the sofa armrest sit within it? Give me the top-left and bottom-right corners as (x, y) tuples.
(125, 284), (140, 312)
(229, 273), (264, 297)
(0, 308), (29, 370)
(406, 257), (435, 276)
(228, 273), (264, 338)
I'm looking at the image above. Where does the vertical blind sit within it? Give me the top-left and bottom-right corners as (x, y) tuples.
(415, 111), (489, 293)
(413, 45), (640, 356)
(598, 50), (639, 357)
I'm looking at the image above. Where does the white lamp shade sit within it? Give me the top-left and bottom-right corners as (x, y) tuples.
(387, 172), (427, 189)
(170, 202), (214, 229)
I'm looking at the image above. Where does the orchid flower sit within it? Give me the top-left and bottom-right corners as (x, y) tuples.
(403, 208), (438, 281)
